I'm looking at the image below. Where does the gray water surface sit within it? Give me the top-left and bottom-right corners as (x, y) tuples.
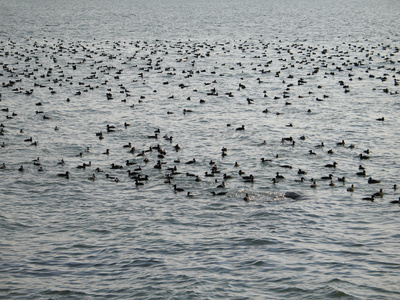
(1, 0), (400, 299)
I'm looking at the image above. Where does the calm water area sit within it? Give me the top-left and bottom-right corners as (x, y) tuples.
(1, 0), (400, 299)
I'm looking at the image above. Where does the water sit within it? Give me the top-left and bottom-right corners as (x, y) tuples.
(1, 0), (400, 299)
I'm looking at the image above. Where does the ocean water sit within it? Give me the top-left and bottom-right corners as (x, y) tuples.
(1, 0), (400, 299)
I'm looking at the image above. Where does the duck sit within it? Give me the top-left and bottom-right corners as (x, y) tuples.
(185, 158), (196, 164)
(223, 173), (233, 180)
(88, 174), (96, 181)
(242, 174), (255, 182)
(368, 177), (380, 184)
(211, 191), (227, 196)
(173, 184), (185, 192)
(110, 163), (123, 169)
(373, 189), (383, 198)
(390, 197), (400, 204)
(236, 125), (245, 131)
(243, 193), (250, 202)
(135, 179), (144, 186)
(321, 174), (333, 180)
(362, 195), (375, 202)
(18, 165), (24, 172)
(126, 160), (136, 166)
(324, 162), (337, 168)
(106, 125), (115, 132)
(57, 171), (70, 179)
(338, 176), (346, 183)
(217, 182), (226, 188)
(260, 158), (272, 163)
(347, 184), (355, 192)
(337, 140), (345, 146)
(298, 169), (307, 175)
(310, 181), (317, 188)
(356, 170), (366, 176)
(147, 133), (158, 139)
(275, 172), (284, 179)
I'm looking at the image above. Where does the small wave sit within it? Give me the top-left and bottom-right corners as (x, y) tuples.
(71, 243), (98, 249)
(228, 236), (277, 246)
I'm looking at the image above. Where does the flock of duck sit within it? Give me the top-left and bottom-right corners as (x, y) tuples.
(0, 37), (399, 204)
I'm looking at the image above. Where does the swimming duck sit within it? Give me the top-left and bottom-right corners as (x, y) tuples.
(310, 181), (317, 188)
(309, 150), (316, 155)
(185, 158), (196, 164)
(173, 184), (185, 192)
(337, 140), (345, 146)
(217, 182), (226, 188)
(243, 193), (250, 202)
(347, 184), (355, 192)
(110, 163), (123, 169)
(261, 158), (272, 163)
(356, 170), (366, 176)
(243, 174), (255, 182)
(362, 195), (375, 202)
(368, 177), (380, 184)
(126, 160), (136, 166)
(390, 198), (400, 204)
(324, 162), (337, 168)
(223, 173), (233, 180)
(295, 177), (305, 183)
(135, 179), (144, 186)
(373, 189), (383, 198)
(211, 191), (227, 196)
(298, 169), (307, 175)
(321, 174), (333, 180)
(57, 171), (70, 179)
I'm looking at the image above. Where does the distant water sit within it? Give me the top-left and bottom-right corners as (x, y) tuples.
(1, 0), (400, 299)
